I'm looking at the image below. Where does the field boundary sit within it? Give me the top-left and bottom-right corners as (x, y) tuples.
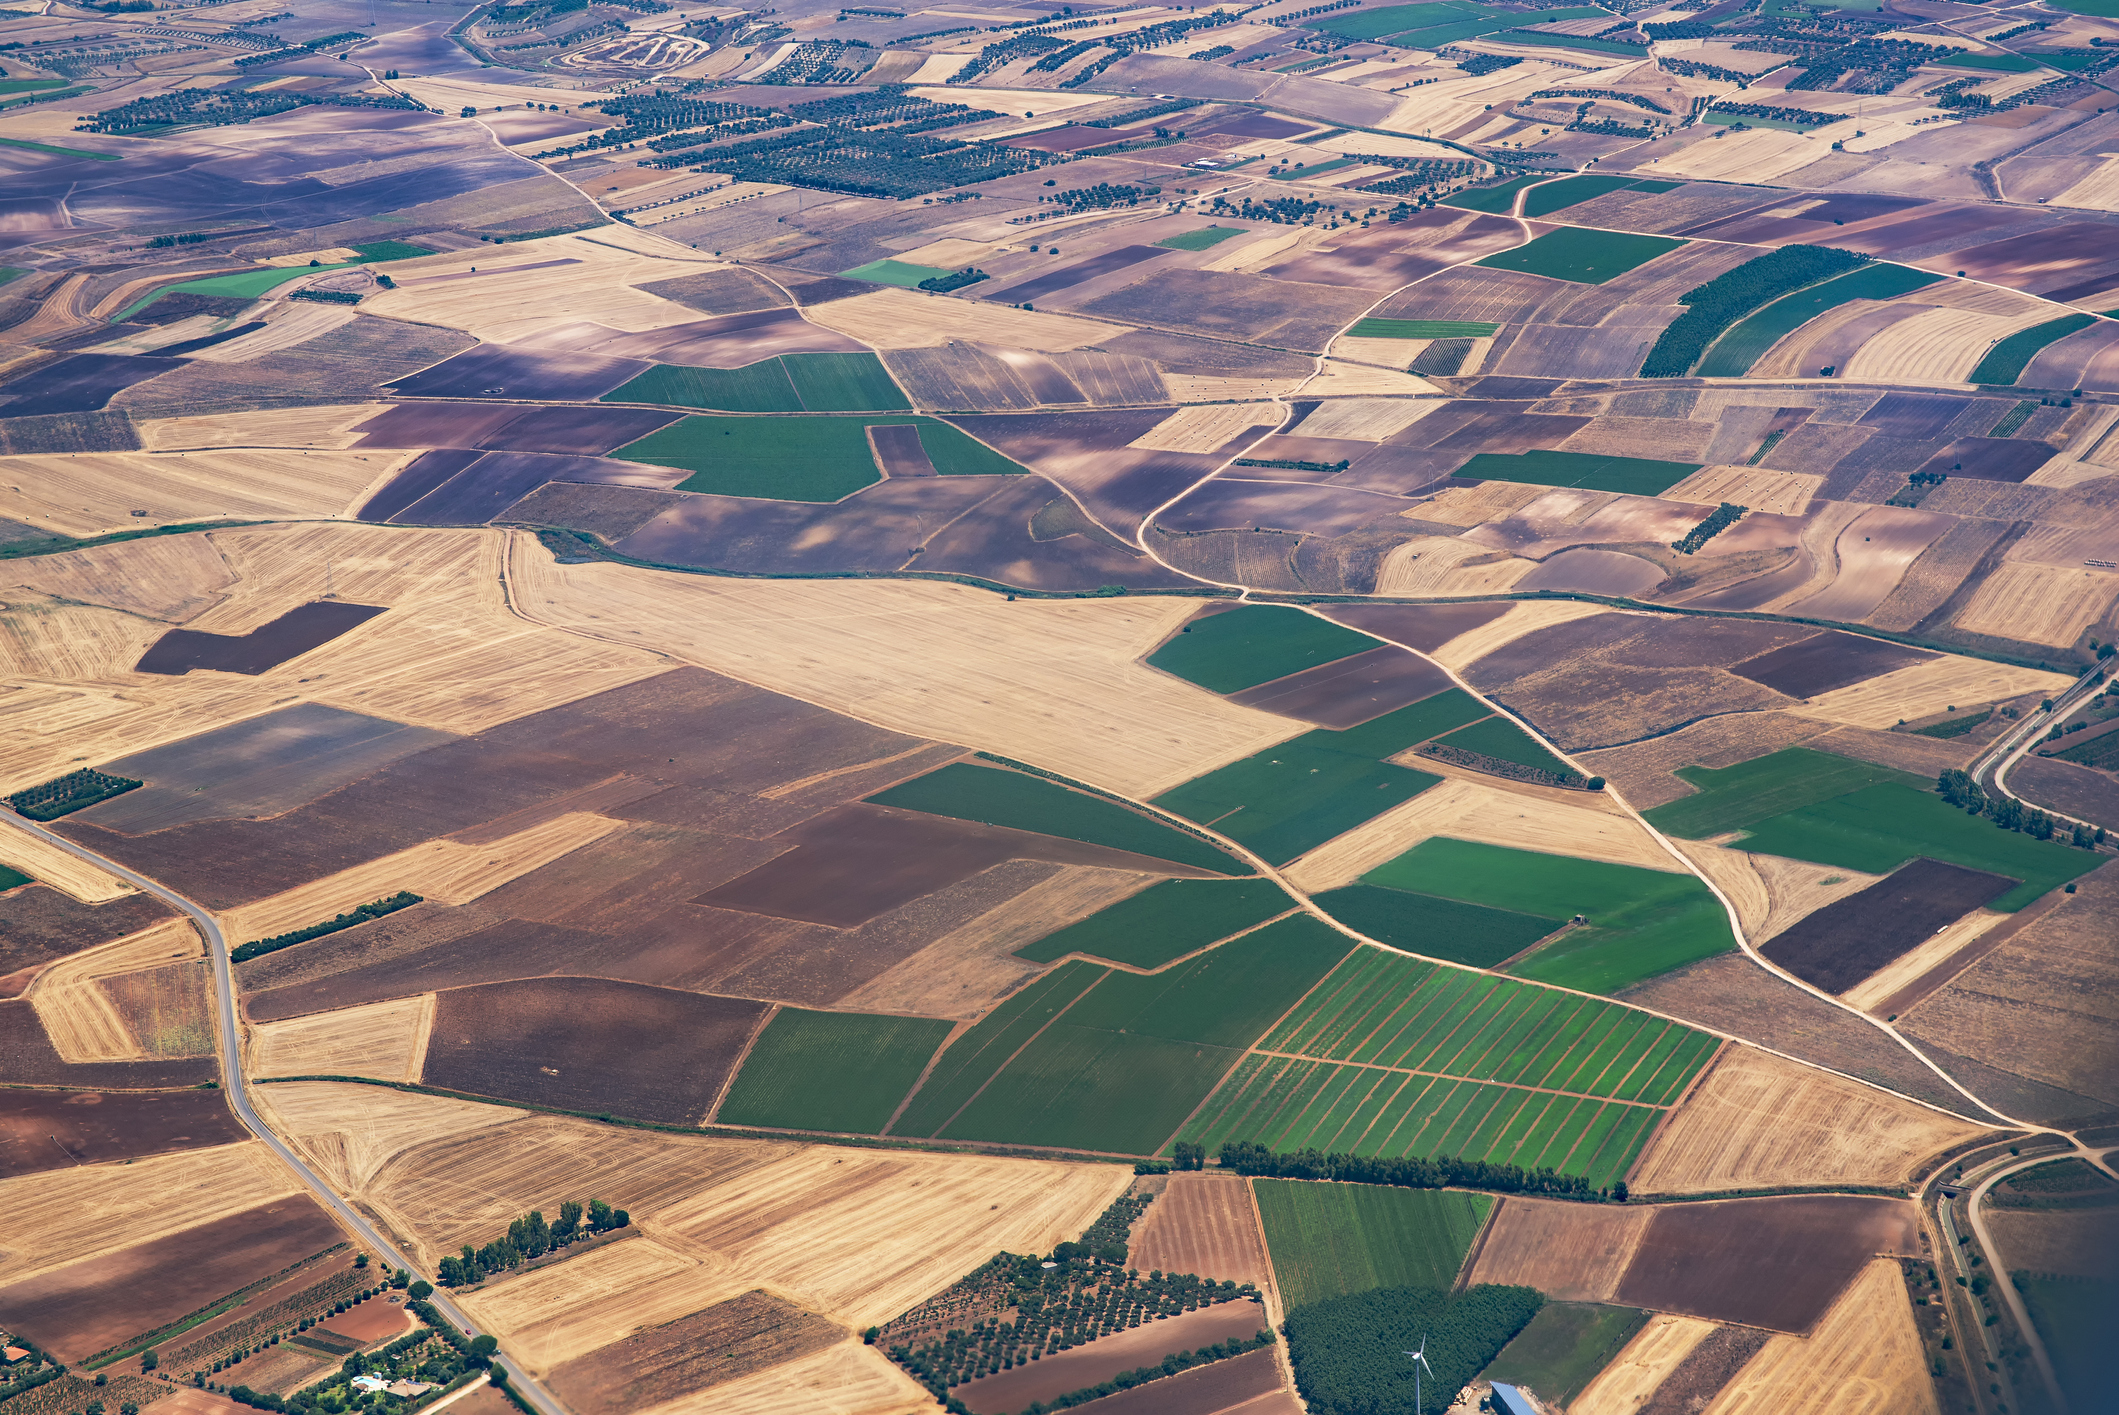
(1621, 1039), (1728, 1189)
(701, 1003), (777, 1126)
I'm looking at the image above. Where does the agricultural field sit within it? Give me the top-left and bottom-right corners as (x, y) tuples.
(4, 10), (2119, 1413)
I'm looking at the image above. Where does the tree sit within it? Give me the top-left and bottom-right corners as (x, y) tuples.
(141, 1352), (158, 1372)
(1172, 1141), (1204, 1171)
(1611, 1180), (1629, 1202)
(408, 1281), (433, 1300)
(354, 1253), (369, 1269)
(555, 1200), (584, 1241)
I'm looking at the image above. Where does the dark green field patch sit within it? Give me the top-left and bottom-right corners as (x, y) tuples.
(1256, 1179), (1493, 1309)
(607, 360), (804, 413)
(1969, 313), (2097, 386)
(1696, 263), (1941, 377)
(1150, 692), (1494, 864)
(1475, 227), (1686, 285)
(1148, 605), (1381, 694)
(1348, 317), (1500, 339)
(350, 240), (437, 262)
(1313, 885), (1560, 968)
(1156, 226), (1249, 251)
(1455, 448), (1698, 497)
(1014, 877), (1297, 967)
(1443, 172), (1547, 213)
(1642, 747), (1927, 839)
(1521, 175), (1665, 218)
(840, 257), (955, 287)
(0, 864), (30, 892)
(1431, 715), (1575, 776)
(869, 762), (1247, 874)
(615, 413), (1024, 500)
(888, 962), (1105, 1137)
(1735, 781), (2099, 910)
(1313, 0), (1490, 39)
(781, 351), (910, 411)
(714, 1008), (952, 1134)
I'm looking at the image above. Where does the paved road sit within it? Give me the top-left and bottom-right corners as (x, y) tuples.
(0, 807), (567, 1415)
(1975, 664), (2110, 829)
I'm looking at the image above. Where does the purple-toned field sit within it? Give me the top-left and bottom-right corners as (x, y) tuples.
(1225, 645), (1452, 727)
(352, 401), (682, 453)
(1156, 477), (1409, 536)
(1728, 629), (1933, 697)
(946, 410), (1249, 537)
(388, 345), (646, 401)
(1322, 601), (1514, 651)
(988, 247), (1173, 304)
(2022, 319), (2119, 394)
(0, 354), (180, 413)
(520, 308), (866, 367)
(136, 601), (387, 675)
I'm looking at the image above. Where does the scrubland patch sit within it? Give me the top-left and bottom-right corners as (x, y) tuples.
(27, 917), (202, 1063)
(1627, 1046), (1986, 1196)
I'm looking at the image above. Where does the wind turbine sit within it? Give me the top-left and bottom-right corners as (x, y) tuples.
(1404, 1334), (1436, 1415)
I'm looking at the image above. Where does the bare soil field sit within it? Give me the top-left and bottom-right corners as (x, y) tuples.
(1465, 1196), (1654, 1302)
(421, 978), (766, 1125)
(1222, 648), (1453, 729)
(1126, 1174), (1274, 1292)
(1047, 1346), (1284, 1415)
(145, 1387), (274, 1414)
(1898, 863), (2119, 1110)
(1572, 1314), (1720, 1415)
(1703, 1258), (1937, 1415)
(0, 1086), (248, 1179)
(1615, 1195), (1922, 1334)
(0, 886), (177, 984)
(1985, 1206), (2119, 1279)
(29, 917), (203, 1064)
(135, 602), (388, 677)
(955, 1301), (1269, 1414)
(546, 1289), (841, 1415)
(2011, 755), (2119, 831)
(1078, 269), (1375, 354)
(101, 960), (215, 1059)
(0, 998), (217, 1090)
(1729, 632), (1935, 700)
(1320, 602), (1517, 654)
(0, 1194), (345, 1361)
(1626, 1047), (1988, 1196)
(1760, 859), (2018, 995)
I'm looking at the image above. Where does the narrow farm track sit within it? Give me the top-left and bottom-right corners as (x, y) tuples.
(0, 806), (571, 1415)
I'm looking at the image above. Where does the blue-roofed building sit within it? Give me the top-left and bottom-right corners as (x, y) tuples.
(1490, 1381), (1543, 1415)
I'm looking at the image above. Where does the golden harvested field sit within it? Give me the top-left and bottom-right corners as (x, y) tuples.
(221, 812), (621, 943)
(1841, 306), (2058, 386)
(639, 1338), (932, 1415)
(1284, 776), (1669, 893)
(247, 1081), (526, 1194)
(0, 449), (407, 538)
(1674, 841), (1881, 944)
(1465, 1196), (1653, 1302)
(1329, 335), (1421, 368)
(1626, 1046), (1987, 1196)
(1672, 840), (1773, 939)
(1129, 404), (1282, 454)
(247, 995), (435, 1083)
(1650, 126), (1830, 184)
(1703, 1259), (1936, 1415)
(1165, 372), (1306, 403)
(1659, 466), (1821, 518)
(1373, 537), (1532, 597)
(801, 288), (1112, 352)
(458, 1238), (745, 1373)
(0, 1141), (297, 1286)
(2052, 154), (2119, 212)
(1572, 1314), (1722, 1415)
(0, 822), (137, 902)
(1793, 654), (2070, 729)
(28, 917), (203, 1063)
(359, 233), (712, 344)
(1841, 909), (2004, 1011)
(1952, 562), (2119, 648)
(1297, 399), (1446, 443)
(833, 865), (1150, 1019)
(5, 531), (235, 622)
(190, 303), (363, 363)
(1301, 361), (1438, 399)
(651, 1146), (1132, 1326)
(1413, 481), (1549, 530)
(506, 542), (1302, 798)
(1425, 600), (1618, 673)
(135, 404), (388, 453)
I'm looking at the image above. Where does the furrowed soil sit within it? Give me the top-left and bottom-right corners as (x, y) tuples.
(1465, 1197), (1653, 1302)
(546, 1289), (841, 1415)
(1042, 1345), (1284, 1415)
(1759, 858), (2018, 995)
(954, 1301), (1270, 1414)
(1637, 1326), (1773, 1415)
(0, 1086), (248, 1178)
(1627, 1046), (1988, 1196)
(1125, 1173), (1275, 1293)
(0, 1193), (346, 1361)
(1615, 1196), (1922, 1334)
(29, 918), (204, 1063)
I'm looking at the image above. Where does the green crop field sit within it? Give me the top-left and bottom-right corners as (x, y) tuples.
(1737, 782), (2100, 910)
(1454, 448), (1699, 497)
(608, 360), (805, 413)
(1642, 747), (1926, 838)
(1443, 173), (1547, 213)
(2019, 1274), (2116, 1409)
(1496, 28), (1647, 55)
(1480, 1302), (1650, 1404)
(1695, 263), (1940, 377)
(119, 263), (357, 320)
(1157, 226), (1249, 251)
(1937, 50), (2037, 70)
(1347, 318), (1501, 339)
(1151, 692), (1490, 864)
(839, 257), (956, 287)
(869, 762), (1247, 873)
(1968, 314), (2096, 386)
(782, 351), (910, 411)
(715, 1008), (952, 1134)
(1014, 877), (1296, 967)
(1146, 604), (1380, 693)
(912, 419), (1028, 476)
(0, 78), (67, 93)
(0, 864), (30, 892)
(907, 916), (1354, 1153)
(1522, 175), (1659, 218)
(0, 136), (121, 161)
(1255, 1180), (1493, 1308)
(1313, 0), (1490, 39)
(1313, 885), (1559, 967)
(1363, 839), (1734, 992)
(1431, 715), (1574, 776)
(350, 240), (436, 262)
(1475, 228), (1686, 285)
(1178, 946), (1717, 1185)
(614, 414), (1023, 500)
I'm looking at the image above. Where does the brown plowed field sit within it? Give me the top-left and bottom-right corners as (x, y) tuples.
(545, 1290), (841, 1415)
(421, 977), (765, 1125)
(0, 1087), (247, 1178)
(315, 1296), (416, 1345)
(134, 602), (388, 676)
(2012, 754), (2119, 830)
(955, 1301), (1270, 1414)
(1056, 1346), (1284, 1415)
(1223, 647), (1454, 729)
(1760, 858), (2018, 994)
(0, 1195), (347, 1361)
(0, 886), (175, 983)
(1730, 631), (1937, 699)
(1704, 1258), (1938, 1415)
(1126, 1174), (1274, 1292)
(1577, 712), (1830, 812)
(1319, 602), (1515, 653)
(1465, 1197), (1653, 1302)
(1614, 1195), (1922, 1334)
(142, 1387), (257, 1414)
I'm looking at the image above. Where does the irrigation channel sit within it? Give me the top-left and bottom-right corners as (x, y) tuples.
(0, 806), (569, 1415)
